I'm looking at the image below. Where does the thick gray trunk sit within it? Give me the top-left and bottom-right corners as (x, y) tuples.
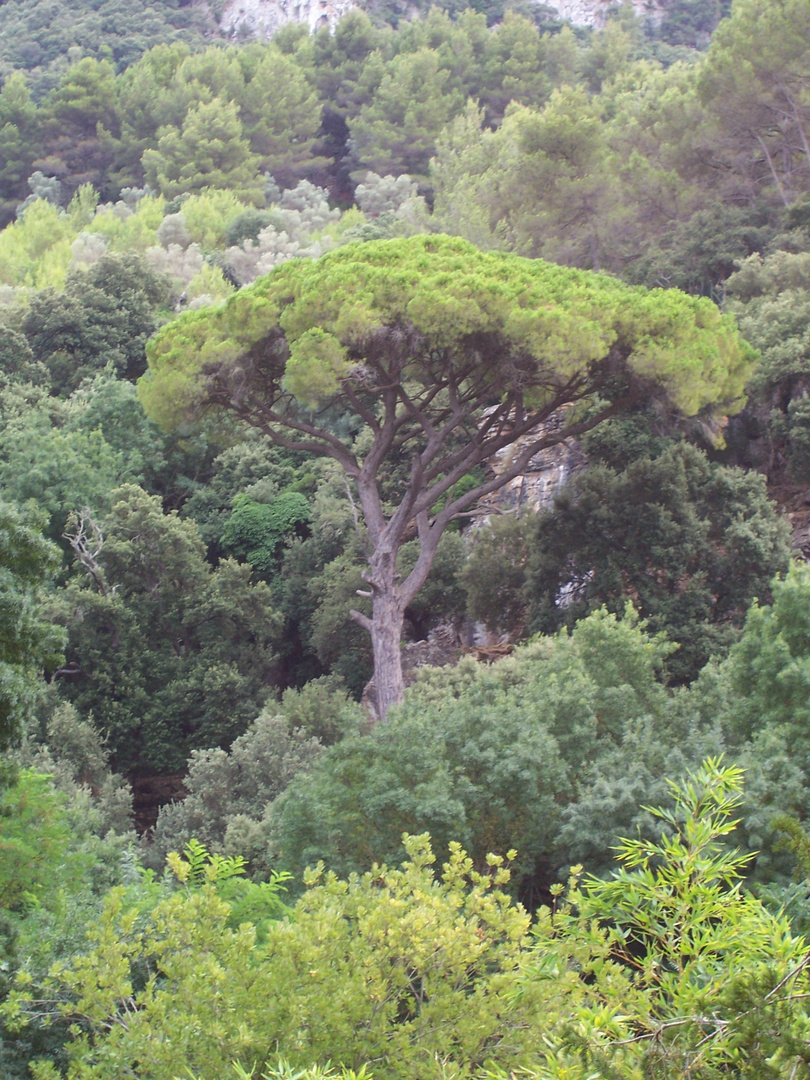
(364, 518), (444, 720)
(370, 591), (406, 721)
(350, 539), (411, 721)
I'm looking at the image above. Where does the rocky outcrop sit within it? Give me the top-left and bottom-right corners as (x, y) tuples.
(475, 408), (586, 518)
(218, 0), (354, 39)
(542, 0), (665, 28)
(214, 0), (665, 42)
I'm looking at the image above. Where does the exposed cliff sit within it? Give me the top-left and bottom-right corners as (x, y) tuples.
(543, 0), (665, 28)
(218, 0), (355, 39)
(476, 408), (585, 518)
(214, 0), (666, 41)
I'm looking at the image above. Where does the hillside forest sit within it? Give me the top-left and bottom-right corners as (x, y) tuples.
(5, 0), (810, 1075)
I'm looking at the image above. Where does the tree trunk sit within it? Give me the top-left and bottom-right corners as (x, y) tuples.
(370, 590), (406, 721)
(754, 131), (790, 206)
(350, 535), (410, 721)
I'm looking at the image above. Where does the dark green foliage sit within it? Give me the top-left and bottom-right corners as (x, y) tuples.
(148, 708), (324, 871)
(59, 371), (213, 510)
(224, 208), (273, 248)
(141, 97), (262, 201)
(43, 58), (118, 138)
(221, 491), (311, 575)
(238, 47), (328, 186)
(0, 326), (40, 383)
(270, 609), (678, 887)
(770, 813), (810, 880)
(769, 393), (810, 479)
(21, 251), (172, 394)
(657, 0), (723, 48)
(723, 562), (810, 775)
(308, 11), (387, 113)
(468, 437), (786, 676)
(264, 471), (370, 692)
(305, 548), (373, 696)
(0, 375), (168, 544)
(278, 674), (364, 745)
(148, 678), (363, 872)
(0, 72), (39, 218)
(462, 513), (533, 637)
(5, 9), (810, 1078)
(0, 0), (212, 99)
(0, 502), (64, 755)
(0, 0), (783, 253)
(724, 249), (810, 482)
(695, 0), (810, 215)
(348, 48), (463, 179)
(398, 531), (467, 639)
(17, 700), (134, 837)
(579, 409), (673, 471)
(525, 443), (790, 682)
(625, 202), (778, 298)
(181, 445), (334, 690)
(180, 434), (310, 550)
(34, 59), (120, 201)
(57, 485), (280, 772)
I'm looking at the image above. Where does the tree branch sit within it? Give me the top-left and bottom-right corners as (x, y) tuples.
(63, 510), (113, 597)
(349, 608), (373, 633)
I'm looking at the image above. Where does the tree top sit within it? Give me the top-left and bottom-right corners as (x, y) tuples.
(139, 234), (756, 430)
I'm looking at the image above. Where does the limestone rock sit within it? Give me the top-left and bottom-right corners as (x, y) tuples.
(218, 0), (355, 39)
(476, 407), (586, 518)
(214, 0), (664, 42)
(540, 0), (665, 28)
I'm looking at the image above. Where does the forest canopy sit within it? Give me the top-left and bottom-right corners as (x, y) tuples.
(5, 1), (810, 1076)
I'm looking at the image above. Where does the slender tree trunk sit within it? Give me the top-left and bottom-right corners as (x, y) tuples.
(755, 131), (790, 206)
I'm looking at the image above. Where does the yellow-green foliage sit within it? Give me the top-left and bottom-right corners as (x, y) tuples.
(0, 771), (72, 913)
(86, 194), (165, 251)
(141, 234), (756, 428)
(0, 188), (257, 290)
(0, 193), (171, 288)
(509, 759), (808, 1079)
(0, 201), (75, 288)
(65, 184), (100, 227)
(7, 763), (810, 1080)
(186, 261), (236, 305)
(7, 836), (532, 1080)
(181, 189), (250, 250)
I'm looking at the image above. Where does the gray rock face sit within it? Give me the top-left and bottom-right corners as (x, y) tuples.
(215, 0), (663, 41)
(543, 0), (665, 28)
(218, 0), (355, 39)
(476, 408), (586, 518)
